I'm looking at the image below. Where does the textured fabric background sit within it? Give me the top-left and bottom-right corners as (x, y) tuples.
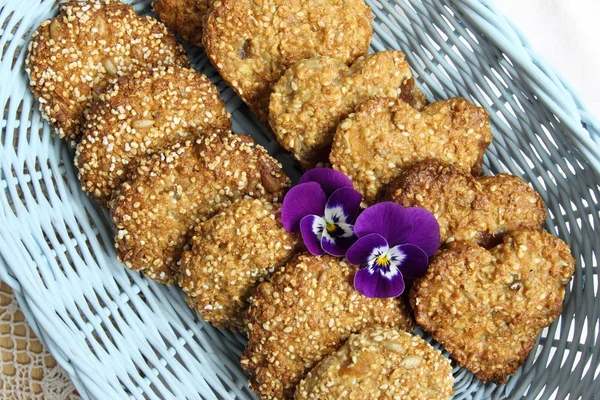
(495, 0), (600, 118)
(0, 282), (79, 399)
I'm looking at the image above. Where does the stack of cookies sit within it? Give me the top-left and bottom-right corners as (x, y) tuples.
(26, 1), (575, 399)
(26, 0), (291, 287)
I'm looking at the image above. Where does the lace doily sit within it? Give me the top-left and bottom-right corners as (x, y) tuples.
(0, 281), (79, 400)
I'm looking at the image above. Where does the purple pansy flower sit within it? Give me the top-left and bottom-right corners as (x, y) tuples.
(346, 202), (440, 298)
(281, 168), (362, 256)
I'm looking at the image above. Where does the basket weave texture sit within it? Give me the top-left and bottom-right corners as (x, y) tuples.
(1, 0), (599, 399)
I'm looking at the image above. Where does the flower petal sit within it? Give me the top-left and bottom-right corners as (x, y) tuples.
(299, 168), (354, 197)
(346, 233), (388, 265)
(324, 187), (362, 225)
(281, 182), (326, 232)
(403, 208), (441, 257)
(354, 267), (405, 298)
(353, 202), (413, 246)
(394, 244), (429, 279)
(300, 215), (326, 255)
(321, 231), (357, 257)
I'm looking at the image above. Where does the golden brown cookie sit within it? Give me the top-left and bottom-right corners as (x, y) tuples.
(26, 0), (188, 142)
(410, 228), (574, 383)
(388, 160), (547, 247)
(152, 0), (211, 47)
(203, 0), (373, 122)
(110, 132), (290, 284)
(180, 198), (299, 330)
(75, 66), (231, 206)
(242, 253), (414, 400)
(269, 51), (427, 168)
(295, 326), (454, 400)
(330, 97), (492, 205)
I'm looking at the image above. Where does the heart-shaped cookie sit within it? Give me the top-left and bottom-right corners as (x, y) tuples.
(269, 51), (426, 167)
(410, 228), (574, 383)
(388, 160), (547, 247)
(330, 97), (492, 205)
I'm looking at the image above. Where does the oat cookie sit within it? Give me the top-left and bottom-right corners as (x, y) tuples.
(270, 52), (426, 167)
(26, 0), (188, 142)
(75, 66), (230, 206)
(203, 0), (373, 122)
(330, 97), (492, 205)
(242, 253), (414, 400)
(295, 326), (454, 400)
(388, 160), (546, 247)
(153, 0), (211, 47)
(410, 228), (574, 383)
(180, 198), (299, 330)
(110, 132), (290, 284)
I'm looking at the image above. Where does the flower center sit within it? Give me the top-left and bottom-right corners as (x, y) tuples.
(375, 255), (390, 267)
(366, 245), (408, 280)
(326, 222), (338, 233)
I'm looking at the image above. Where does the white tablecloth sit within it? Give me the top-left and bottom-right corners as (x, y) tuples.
(495, 0), (600, 119)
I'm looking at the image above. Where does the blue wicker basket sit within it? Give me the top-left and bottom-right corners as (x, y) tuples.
(1, 0), (599, 398)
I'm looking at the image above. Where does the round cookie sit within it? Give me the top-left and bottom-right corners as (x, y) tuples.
(26, 0), (189, 142)
(180, 198), (299, 331)
(153, 0), (211, 47)
(110, 132), (290, 285)
(75, 66), (231, 206)
(203, 0), (373, 122)
(295, 326), (454, 400)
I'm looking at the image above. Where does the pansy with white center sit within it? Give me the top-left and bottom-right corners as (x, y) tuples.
(281, 168), (362, 256)
(346, 202), (441, 298)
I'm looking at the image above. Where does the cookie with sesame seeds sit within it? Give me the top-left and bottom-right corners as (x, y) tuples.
(180, 198), (300, 331)
(330, 97), (493, 205)
(203, 0), (373, 123)
(269, 52), (427, 168)
(387, 160), (547, 248)
(410, 228), (574, 383)
(75, 66), (231, 206)
(242, 253), (414, 400)
(110, 132), (290, 285)
(26, 0), (189, 142)
(294, 325), (454, 400)
(153, 0), (211, 47)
